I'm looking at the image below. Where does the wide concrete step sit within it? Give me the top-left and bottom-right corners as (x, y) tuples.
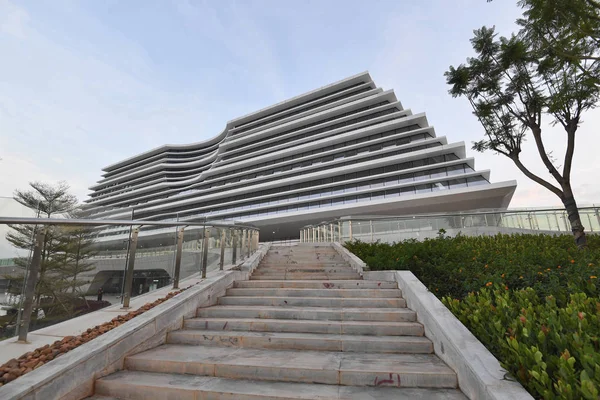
(234, 280), (398, 289)
(85, 396), (120, 400)
(125, 345), (458, 388)
(257, 262), (353, 271)
(95, 370), (467, 399)
(217, 296), (406, 308)
(261, 259), (346, 264)
(253, 269), (357, 275)
(226, 288), (403, 298)
(197, 305), (417, 322)
(253, 269), (358, 275)
(251, 274), (361, 280)
(167, 330), (432, 353)
(267, 252), (340, 257)
(184, 317), (424, 336)
(262, 255), (344, 260)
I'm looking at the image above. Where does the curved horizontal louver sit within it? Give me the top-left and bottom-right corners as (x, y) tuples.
(85, 72), (516, 241)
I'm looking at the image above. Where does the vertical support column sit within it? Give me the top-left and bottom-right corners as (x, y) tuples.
(122, 228), (140, 309)
(240, 230), (246, 260)
(201, 227), (210, 279)
(219, 228), (226, 270)
(330, 224), (334, 242)
(18, 227), (46, 342)
(586, 212), (594, 233)
(172, 227), (184, 289)
(349, 220), (353, 241)
(338, 222), (342, 242)
(370, 220), (373, 242)
(232, 229), (238, 264)
(246, 230), (251, 258)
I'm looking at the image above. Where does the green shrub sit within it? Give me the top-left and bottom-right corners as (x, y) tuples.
(345, 234), (600, 399)
(445, 288), (599, 399)
(345, 234), (600, 303)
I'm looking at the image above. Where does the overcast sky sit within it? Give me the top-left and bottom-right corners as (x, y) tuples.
(1, 0), (598, 209)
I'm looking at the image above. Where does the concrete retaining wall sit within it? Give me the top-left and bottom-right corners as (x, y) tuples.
(357, 265), (533, 399)
(0, 243), (271, 400)
(331, 242), (365, 276)
(392, 271), (532, 400)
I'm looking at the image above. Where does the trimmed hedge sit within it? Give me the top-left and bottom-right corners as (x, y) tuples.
(345, 233), (600, 399)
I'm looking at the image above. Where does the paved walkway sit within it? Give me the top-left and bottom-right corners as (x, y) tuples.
(0, 264), (231, 364)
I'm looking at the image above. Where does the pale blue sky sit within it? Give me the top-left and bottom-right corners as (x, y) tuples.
(0, 0), (598, 208)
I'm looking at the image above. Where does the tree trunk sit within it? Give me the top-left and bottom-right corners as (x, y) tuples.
(561, 188), (587, 249)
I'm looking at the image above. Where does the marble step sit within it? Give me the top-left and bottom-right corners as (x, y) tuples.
(85, 396), (120, 400)
(124, 345), (458, 388)
(253, 269), (357, 275)
(261, 256), (345, 261)
(196, 305), (417, 322)
(255, 264), (353, 270)
(217, 296), (406, 308)
(250, 274), (361, 281)
(253, 270), (358, 276)
(184, 317), (424, 336)
(167, 330), (432, 353)
(95, 371), (468, 399)
(234, 280), (397, 289)
(225, 288), (402, 298)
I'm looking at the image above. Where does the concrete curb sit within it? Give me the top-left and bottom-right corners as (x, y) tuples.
(0, 244), (269, 400)
(331, 242), (365, 277)
(394, 271), (533, 400)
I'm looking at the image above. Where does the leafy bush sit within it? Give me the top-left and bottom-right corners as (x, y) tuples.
(345, 233), (600, 302)
(345, 234), (600, 399)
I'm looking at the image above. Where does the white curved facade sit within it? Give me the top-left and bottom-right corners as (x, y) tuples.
(85, 72), (516, 241)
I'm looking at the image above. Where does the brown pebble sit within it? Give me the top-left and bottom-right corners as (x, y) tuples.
(33, 362), (44, 369)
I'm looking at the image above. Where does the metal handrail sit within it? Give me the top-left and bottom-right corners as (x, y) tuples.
(0, 216), (258, 230)
(0, 215), (260, 343)
(302, 206), (600, 227)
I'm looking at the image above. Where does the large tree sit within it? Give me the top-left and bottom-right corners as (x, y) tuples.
(59, 210), (98, 296)
(5, 182), (82, 312)
(445, 4), (600, 248)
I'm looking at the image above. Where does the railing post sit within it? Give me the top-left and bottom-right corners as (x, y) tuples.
(18, 227), (46, 343)
(122, 227), (139, 309)
(172, 227), (184, 289)
(246, 230), (251, 258)
(240, 229), (246, 260)
(232, 229), (238, 264)
(219, 228), (226, 270)
(349, 220), (353, 241)
(201, 227), (210, 279)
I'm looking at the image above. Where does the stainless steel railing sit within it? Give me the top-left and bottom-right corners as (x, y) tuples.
(0, 216), (259, 342)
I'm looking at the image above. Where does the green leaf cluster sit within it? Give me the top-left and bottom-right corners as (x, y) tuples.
(345, 234), (600, 398)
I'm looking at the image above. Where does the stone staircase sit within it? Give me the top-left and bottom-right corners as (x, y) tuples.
(91, 244), (467, 399)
